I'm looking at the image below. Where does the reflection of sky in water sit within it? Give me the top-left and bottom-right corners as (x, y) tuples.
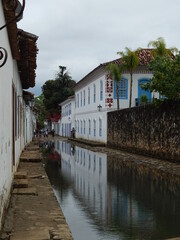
(45, 140), (180, 240)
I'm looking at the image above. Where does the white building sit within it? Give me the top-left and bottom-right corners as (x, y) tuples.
(0, 0), (38, 230)
(74, 49), (157, 143)
(59, 95), (75, 138)
(59, 50), (159, 144)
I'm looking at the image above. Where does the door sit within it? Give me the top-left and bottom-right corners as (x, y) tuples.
(138, 79), (151, 105)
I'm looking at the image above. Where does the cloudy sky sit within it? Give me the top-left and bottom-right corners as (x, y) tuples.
(18, 0), (180, 96)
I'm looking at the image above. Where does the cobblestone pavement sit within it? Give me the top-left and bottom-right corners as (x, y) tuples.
(0, 139), (73, 240)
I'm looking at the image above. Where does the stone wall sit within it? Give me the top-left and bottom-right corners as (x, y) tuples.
(107, 99), (180, 163)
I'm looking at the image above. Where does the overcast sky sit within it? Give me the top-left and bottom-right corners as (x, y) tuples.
(18, 0), (180, 96)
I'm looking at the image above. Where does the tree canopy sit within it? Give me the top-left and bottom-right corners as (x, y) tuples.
(148, 37), (178, 57)
(142, 52), (180, 100)
(141, 38), (180, 100)
(42, 66), (76, 117)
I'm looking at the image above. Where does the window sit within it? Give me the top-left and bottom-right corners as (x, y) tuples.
(69, 103), (71, 115)
(77, 120), (79, 133)
(94, 155), (96, 172)
(88, 87), (90, 104)
(77, 94), (79, 108)
(81, 120), (82, 134)
(93, 84), (96, 103)
(83, 120), (86, 134)
(88, 154), (91, 170)
(114, 78), (128, 99)
(99, 118), (102, 137)
(80, 92), (82, 107)
(62, 124), (64, 135)
(89, 119), (91, 135)
(99, 157), (102, 174)
(100, 80), (103, 101)
(83, 90), (85, 106)
(93, 119), (96, 136)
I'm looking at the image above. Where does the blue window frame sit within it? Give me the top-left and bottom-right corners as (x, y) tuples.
(93, 84), (96, 103)
(80, 92), (82, 107)
(77, 94), (79, 108)
(80, 120), (82, 134)
(94, 155), (96, 172)
(83, 90), (85, 106)
(89, 119), (91, 135)
(99, 118), (102, 137)
(100, 80), (103, 101)
(88, 87), (90, 104)
(88, 154), (91, 170)
(114, 78), (128, 99)
(93, 119), (96, 136)
(83, 120), (85, 134)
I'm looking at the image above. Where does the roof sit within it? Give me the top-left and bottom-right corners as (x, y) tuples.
(102, 48), (152, 67)
(23, 90), (34, 104)
(75, 49), (153, 88)
(18, 29), (38, 89)
(2, 0), (19, 60)
(59, 95), (75, 106)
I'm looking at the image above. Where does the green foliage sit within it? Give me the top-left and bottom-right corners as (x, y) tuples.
(140, 94), (148, 105)
(35, 94), (47, 129)
(142, 53), (180, 100)
(148, 37), (178, 57)
(117, 47), (140, 108)
(117, 47), (140, 73)
(42, 66), (76, 117)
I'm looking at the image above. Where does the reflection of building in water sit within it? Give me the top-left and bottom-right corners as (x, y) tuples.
(54, 140), (155, 235)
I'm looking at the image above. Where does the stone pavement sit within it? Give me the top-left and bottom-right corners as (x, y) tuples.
(0, 139), (73, 240)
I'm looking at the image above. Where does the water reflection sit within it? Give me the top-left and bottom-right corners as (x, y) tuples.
(43, 140), (180, 240)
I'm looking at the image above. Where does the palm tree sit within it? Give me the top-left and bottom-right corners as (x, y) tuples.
(148, 37), (178, 57)
(117, 47), (140, 108)
(106, 63), (123, 110)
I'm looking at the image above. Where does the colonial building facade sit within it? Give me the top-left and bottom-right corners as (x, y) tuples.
(59, 50), (159, 143)
(0, 0), (38, 229)
(59, 96), (75, 138)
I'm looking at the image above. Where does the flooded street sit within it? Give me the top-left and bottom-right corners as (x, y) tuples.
(42, 139), (180, 240)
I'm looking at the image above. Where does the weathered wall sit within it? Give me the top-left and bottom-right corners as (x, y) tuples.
(0, 2), (34, 231)
(107, 100), (180, 162)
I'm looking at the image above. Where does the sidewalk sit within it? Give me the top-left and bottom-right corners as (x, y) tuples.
(0, 139), (73, 240)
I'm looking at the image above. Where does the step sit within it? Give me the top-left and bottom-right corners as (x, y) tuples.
(13, 179), (28, 188)
(25, 146), (40, 151)
(13, 188), (38, 196)
(14, 172), (27, 179)
(11, 229), (50, 240)
(20, 157), (41, 163)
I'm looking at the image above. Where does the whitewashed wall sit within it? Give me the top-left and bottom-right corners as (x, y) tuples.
(60, 97), (75, 137)
(0, 1), (15, 228)
(0, 1), (34, 229)
(74, 68), (155, 143)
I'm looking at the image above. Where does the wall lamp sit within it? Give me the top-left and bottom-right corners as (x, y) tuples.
(0, 0), (25, 31)
(0, 0), (25, 68)
(97, 104), (102, 111)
